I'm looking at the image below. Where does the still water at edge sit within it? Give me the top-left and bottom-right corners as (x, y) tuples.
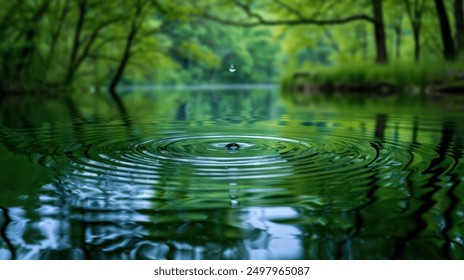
(1, 89), (464, 259)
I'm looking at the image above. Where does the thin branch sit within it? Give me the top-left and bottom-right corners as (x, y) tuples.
(202, 13), (374, 27)
(76, 18), (121, 66)
(133, 28), (161, 44)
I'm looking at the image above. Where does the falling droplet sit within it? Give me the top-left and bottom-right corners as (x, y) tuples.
(230, 199), (240, 207)
(229, 64), (236, 72)
(229, 189), (239, 207)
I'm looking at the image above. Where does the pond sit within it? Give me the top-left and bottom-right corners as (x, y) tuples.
(1, 87), (464, 259)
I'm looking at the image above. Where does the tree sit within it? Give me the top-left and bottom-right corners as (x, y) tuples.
(404, 0), (426, 62)
(64, 0), (122, 85)
(454, 0), (464, 52)
(371, 0), (388, 63)
(388, 3), (403, 60)
(108, 0), (150, 96)
(45, 0), (71, 73)
(15, 1), (51, 80)
(434, 0), (456, 60)
(0, 1), (51, 89)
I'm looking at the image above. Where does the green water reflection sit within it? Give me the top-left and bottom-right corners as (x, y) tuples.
(1, 89), (464, 259)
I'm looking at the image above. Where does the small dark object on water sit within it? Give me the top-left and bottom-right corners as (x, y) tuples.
(225, 143), (241, 151)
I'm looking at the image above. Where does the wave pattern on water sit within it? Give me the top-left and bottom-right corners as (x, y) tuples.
(1, 92), (464, 260)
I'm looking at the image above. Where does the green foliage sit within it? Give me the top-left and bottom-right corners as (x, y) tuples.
(1, 0), (464, 94)
(282, 56), (464, 94)
(0, 0), (281, 94)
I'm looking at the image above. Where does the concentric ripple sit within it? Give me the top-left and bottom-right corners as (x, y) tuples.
(142, 135), (312, 165)
(53, 131), (385, 188)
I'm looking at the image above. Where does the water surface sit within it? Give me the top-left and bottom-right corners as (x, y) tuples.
(1, 89), (464, 259)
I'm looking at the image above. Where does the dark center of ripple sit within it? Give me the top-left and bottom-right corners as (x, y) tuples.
(224, 142), (241, 151)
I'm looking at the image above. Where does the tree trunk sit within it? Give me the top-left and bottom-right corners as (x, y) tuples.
(16, 1), (51, 79)
(108, 0), (147, 100)
(404, 0), (426, 62)
(65, 9), (120, 86)
(65, 0), (88, 85)
(454, 0), (464, 52)
(434, 0), (456, 60)
(394, 19), (402, 59)
(413, 26), (421, 61)
(372, 0), (388, 63)
(108, 23), (137, 96)
(46, 0), (70, 72)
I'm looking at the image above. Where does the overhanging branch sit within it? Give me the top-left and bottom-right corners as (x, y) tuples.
(201, 13), (375, 27)
(201, 1), (374, 27)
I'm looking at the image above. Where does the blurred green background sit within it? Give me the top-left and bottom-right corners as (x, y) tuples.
(1, 0), (464, 95)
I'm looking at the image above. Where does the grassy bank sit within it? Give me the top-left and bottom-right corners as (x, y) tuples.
(282, 60), (464, 95)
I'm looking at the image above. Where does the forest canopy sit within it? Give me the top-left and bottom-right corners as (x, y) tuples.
(0, 0), (463, 94)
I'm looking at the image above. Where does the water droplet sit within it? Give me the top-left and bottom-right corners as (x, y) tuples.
(230, 199), (240, 207)
(229, 64), (236, 72)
